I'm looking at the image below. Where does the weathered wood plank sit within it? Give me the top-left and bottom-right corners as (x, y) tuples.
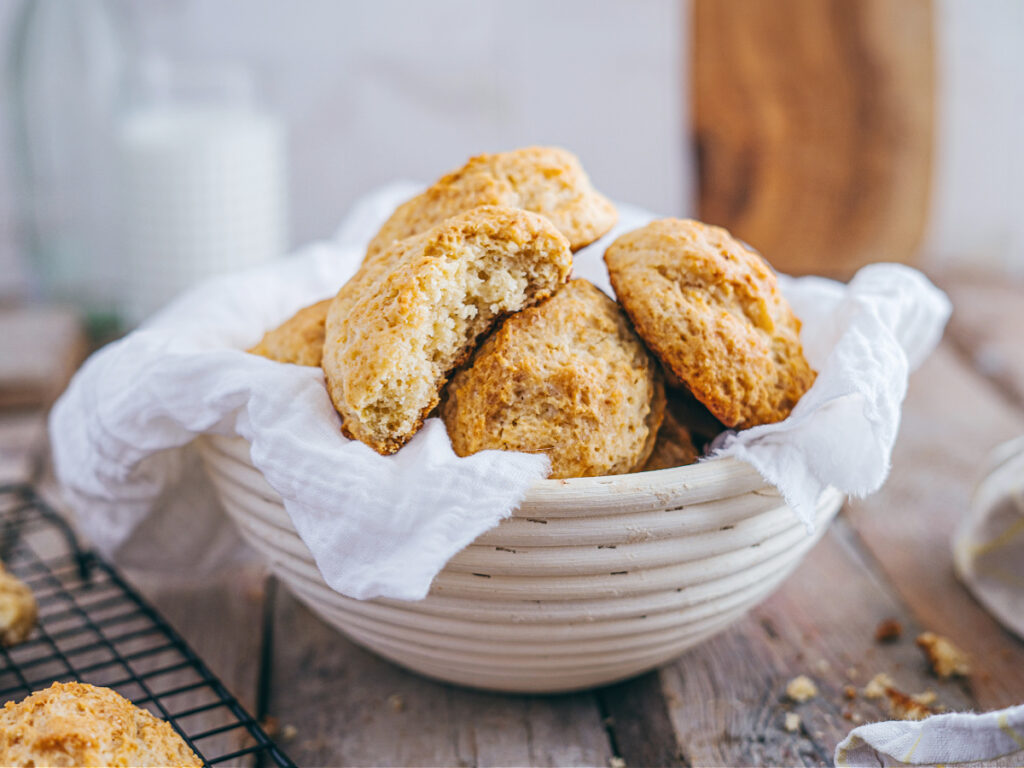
(646, 515), (974, 767)
(265, 585), (614, 768)
(941, 275), (1024, 408)
(0, 307), (85, 409)
(843, 340), (1024, 710)
(0, 410), (46, 485)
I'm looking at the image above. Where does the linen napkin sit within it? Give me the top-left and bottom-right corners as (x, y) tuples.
(835, 704), (1024, 767)
(49, 183), (950, 603)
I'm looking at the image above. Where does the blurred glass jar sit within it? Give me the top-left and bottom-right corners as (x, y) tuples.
(116, 58), (288, 326)
(6, 0), (126, 332)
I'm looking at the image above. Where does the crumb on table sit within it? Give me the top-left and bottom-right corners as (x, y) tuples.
(874, 618), (903, 643)
(784, 712), (801, 732)
(786, 675), (818, 703)
(916, 631), (971, 678)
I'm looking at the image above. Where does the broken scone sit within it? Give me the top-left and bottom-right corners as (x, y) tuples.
(605, 219), (816, 428)
(442, 279), (664, 478)
(323, 206), (572, 454)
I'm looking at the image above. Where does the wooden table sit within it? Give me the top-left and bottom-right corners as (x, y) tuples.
(2, 273), (1023, 767)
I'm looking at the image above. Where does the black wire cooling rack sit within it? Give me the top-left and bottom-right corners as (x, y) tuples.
(0, 484), (295, 768)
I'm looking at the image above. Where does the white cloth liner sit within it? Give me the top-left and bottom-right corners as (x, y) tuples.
(59, 182), (1024, 766)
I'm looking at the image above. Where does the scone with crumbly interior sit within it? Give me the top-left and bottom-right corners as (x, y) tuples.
(324, 206), (573, 455)
(442, 279), (664, 478)
(0, 682), (201, 767)
(365, 146), (617, 261)
(248, 297), (332, 366)
(0, 563), (36, 647)
(605, 219), (816, 428)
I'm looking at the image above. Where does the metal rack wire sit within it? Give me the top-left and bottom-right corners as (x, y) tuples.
(0, 484), (295, 768)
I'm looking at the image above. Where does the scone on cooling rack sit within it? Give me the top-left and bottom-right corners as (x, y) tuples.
(0, 563), (36, 647)
(605, 219), (816, 429)
(441, 279), (664, 478)
(366, 146), (617, 260)
(248, 297), (332, 367)
(0, 681), (201, 767)
(324, 206), (572, 455)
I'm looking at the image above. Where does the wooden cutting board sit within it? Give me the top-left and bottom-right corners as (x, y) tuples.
(692, 0), (935, 278)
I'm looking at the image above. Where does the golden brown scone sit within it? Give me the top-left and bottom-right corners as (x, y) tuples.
(441, 279), (664, 478)
(248, 297), (332, 366)
(642, 403), (699, 472)
(605, 219), (816, 428)
(365, 146), (617, 260)
(0, 563), (36, 647)
(0, 682), (201, 767)
(324, 206), (572, 455)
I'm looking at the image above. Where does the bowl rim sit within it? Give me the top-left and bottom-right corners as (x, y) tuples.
(199, 433), (772, 518)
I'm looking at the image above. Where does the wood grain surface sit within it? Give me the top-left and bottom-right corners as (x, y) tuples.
(692, 0), (935, 278)
(3, 275), (1023, 766)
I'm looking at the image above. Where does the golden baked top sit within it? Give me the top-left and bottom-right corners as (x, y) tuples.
(605, 218), (815, 428)
(365, 146), (617, 259)
(0, 682), (201, 767)
(323, 205), (572, 454)
(442, 279), (664, 478)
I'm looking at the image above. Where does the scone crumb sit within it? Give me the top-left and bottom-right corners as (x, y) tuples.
(786, 675), (818, 703)
(843, 685), (857, 700)
(912, 690), (937, 707)
(281, 724), (298, 741)
(916, 631), (970, 678)
(874, 618), (903, 643)
(784, 712), (801, 732)
(886, 688), (935, 721)
(387, 693), (406, 713)
(609, 756), (627, 768)
(863, 672), (895, 700)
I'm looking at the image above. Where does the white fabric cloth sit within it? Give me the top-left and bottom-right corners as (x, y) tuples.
(954, 435), (1024, 641)
(835, 704), (1024, 767)
(50, 183), (950, 606)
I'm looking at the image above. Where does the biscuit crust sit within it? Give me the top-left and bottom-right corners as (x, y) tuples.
(365, 146), (617, 259)
(248, 297), (332, 366)
(442, 279), (665, 478)
(0, 682), (201, 767)
(642, 404), (700, 472)
(641, 391), (723, 471)
(605, 219), (816, 428)
(0, 564), (36, 647)
(324, 206), (572, 455)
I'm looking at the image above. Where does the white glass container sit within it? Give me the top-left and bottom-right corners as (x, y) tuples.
(116, 59), (287, 325)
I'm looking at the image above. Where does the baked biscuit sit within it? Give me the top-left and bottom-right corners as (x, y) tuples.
(0, 682), (201, 767)
(605, 219), (816, 428)
(642, 405), (699, 472)
(248, 297), (332, 366)
(442, 279), (664, 478)
(324, 206), (572, 455)
(642, 391), (724, 471)
(0, 563), (36, 647)
(365, 146), (617, 260)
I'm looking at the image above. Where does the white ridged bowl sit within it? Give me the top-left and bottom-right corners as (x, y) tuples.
(197, 434), (843, 693)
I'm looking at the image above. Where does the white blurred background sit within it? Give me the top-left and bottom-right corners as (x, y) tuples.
(0, 0), (1020, 319)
